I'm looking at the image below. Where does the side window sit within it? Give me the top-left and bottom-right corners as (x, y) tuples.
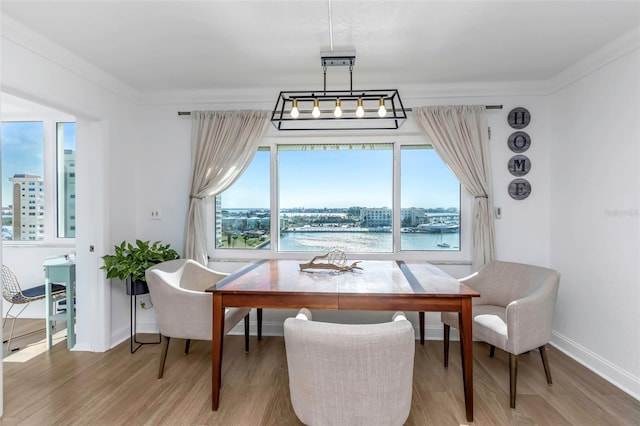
(56, 122), (76, 238)
(400, 146), (460, 250)
(1, 122), (45, 241)
(215, 147), (270, 249)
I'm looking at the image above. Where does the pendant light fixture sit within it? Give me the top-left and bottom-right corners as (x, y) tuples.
(270, 1), (407, 131)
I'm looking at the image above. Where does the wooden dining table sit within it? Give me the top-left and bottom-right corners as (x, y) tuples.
(207, 259), (480, 422)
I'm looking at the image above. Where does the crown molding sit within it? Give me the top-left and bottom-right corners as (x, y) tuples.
(544, 26), (640, 95)
(1, 14), (139, 104)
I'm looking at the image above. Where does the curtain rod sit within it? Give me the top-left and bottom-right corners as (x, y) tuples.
(177, 105), (503, 116)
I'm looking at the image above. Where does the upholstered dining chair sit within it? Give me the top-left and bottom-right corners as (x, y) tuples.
(441, 260), (560, 408)
(2, 265), (66, 351)
(284, 308), (415, 426)
(145, 259), (251, 379)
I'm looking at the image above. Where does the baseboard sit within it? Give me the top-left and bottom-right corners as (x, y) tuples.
(550, 330), (640, 401)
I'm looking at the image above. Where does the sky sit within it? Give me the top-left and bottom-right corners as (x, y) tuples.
(1, 121), (76, 207)
(220, 144), (460, 210)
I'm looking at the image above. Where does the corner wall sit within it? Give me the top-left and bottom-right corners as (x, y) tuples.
(548, 47), (640, 399)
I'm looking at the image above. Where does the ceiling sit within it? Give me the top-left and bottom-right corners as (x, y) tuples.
(1, 0), (639, 96)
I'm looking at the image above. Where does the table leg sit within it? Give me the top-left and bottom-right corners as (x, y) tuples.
(460, 298), (474, 422)
(67, 279), (75, 349)
(45, 278), (53, 349)
(212, 293), (224, 411)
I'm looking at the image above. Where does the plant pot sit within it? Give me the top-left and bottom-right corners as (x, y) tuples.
(126, 278), (149, 296)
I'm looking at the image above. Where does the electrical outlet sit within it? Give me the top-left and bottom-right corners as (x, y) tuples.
(495, 207), (502, 219)
(150, 209), (161, 220)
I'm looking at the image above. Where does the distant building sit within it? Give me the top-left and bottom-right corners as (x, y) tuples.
(9, 174), (44, 241)
(360, 207), (392, 227)
(401, 207), (426, 227)
(59, 149), (76, 237)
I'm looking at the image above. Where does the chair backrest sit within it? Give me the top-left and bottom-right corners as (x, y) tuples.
(2, 265), (27, 304)
(474, 260), (560, 307)
(284, 310), (415, 426)
(145, 259), (213, 340)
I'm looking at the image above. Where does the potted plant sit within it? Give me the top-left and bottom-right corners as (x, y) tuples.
(101, 239), (180, 295)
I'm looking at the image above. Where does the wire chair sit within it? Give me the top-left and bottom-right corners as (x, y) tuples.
(2, 265), (66, 352)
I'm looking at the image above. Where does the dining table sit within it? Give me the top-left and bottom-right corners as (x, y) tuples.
(207, 259), (479, 422)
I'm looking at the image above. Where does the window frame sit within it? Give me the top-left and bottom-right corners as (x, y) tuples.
(208, 134), (472, 262)
(1, 114), (76, 247)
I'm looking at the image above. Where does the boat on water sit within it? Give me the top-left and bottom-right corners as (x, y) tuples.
(415, 222), (460, 233)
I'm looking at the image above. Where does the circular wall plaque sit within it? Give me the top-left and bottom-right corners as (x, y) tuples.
(507, 131), (531, 153)
(508, 179), (532, 200)
(508, 155), (531, 177)
(507, 107), (531, 129)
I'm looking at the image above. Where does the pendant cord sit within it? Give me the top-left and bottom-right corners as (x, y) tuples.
(328, 0), (334, 52)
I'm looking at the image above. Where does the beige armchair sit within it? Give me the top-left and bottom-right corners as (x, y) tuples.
(145, 259), (251, 379)
(284, 309), (415, 426)
(441, 260), (560, 408)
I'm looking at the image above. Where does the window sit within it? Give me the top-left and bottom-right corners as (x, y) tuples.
(215, 148), (270, 249)
(211, 137), (465, 259)
(1, 120), (76, 242)
(400, 146), (460, 250)
(279, 144), (393, 253)
(56, 122), (76, 238)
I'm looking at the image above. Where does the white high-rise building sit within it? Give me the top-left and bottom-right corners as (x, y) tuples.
(9, 174), (44, 241)
(59, 149), (76, 237)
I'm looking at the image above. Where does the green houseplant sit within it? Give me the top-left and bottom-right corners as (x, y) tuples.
(101, 239), (180, 295)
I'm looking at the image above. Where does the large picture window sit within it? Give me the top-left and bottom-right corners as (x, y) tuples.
(211, 138), (465, 259)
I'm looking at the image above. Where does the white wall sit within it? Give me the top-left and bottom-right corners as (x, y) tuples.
(549, 47), (640, 399)
(1, 15), (140, 352)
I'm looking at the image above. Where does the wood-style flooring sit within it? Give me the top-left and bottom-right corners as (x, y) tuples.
(2, 321), (639, 425)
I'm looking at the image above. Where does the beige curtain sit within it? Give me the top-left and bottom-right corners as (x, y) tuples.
(413, 105), (496, 271)
(185, 110), (269, 265)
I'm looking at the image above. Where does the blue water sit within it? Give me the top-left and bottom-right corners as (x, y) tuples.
(276, 231), (459, 252)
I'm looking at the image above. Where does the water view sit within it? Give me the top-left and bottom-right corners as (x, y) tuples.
(278, 230), (459, 252)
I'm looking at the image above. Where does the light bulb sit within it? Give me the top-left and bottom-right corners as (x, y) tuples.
(333, 98), (342, 118)
(290, 99), (299, 118)
(378, 98), (387, 117)
(312, 99), (321, 118)
(355, 98), (365, 118)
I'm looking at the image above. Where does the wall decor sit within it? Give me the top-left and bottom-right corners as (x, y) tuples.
(507, 107), (531, 129)
(508, 179), (532, 200)
(508, 155), (531, 176)
(508, 131), (531, 153)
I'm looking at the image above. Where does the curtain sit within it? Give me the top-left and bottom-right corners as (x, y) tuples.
(413, 105), (496, 271)
(184, 110), (269, 265)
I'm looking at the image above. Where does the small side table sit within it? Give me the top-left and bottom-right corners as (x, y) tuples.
(128, 277), (161, 353)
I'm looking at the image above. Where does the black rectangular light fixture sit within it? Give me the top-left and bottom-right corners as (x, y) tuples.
(270, 52), (407, 131)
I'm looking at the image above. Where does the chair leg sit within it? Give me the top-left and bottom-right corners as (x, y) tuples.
(443, 324), (450, 368)
(509, 353), (518, 408)
(489, 345), (496, 358)
(184, 339), (191, 354)
(419, 312), (425, 345)
(257, 308), (263, 340)
(158, 336), (170, 379)
(539, 345), (553, 385)
(244, 313), (250, 353)
(6, 316), (17, 352)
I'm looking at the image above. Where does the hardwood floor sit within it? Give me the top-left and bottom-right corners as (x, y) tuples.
(2, 329), (639, 425)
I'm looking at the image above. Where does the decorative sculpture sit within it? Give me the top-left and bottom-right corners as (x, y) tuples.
(299, 249), (362, 272)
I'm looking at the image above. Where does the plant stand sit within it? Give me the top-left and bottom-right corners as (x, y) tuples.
(128, 277), (161, 353)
